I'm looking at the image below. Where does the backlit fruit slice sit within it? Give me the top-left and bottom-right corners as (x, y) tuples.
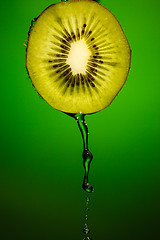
(26, 0), (131, 114)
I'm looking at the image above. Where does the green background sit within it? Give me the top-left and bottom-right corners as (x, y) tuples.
(1, 0), (160, 239)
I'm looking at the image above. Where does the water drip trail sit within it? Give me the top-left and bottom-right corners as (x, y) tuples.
(83, 197), (92, 240)
(65, 113), (93, 239)
(74, 114), (94, 193)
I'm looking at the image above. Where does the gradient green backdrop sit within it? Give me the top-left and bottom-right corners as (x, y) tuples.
(1, 0), (160, 239)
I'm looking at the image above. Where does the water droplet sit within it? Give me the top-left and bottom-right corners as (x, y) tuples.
(85, 208), (89, 211)
(82, 149), (93, 160)
(83, 226), (90, 234)
(83, 182), (94, 193)
(83, 237), (92, 240)
(28, 17), (38, 37)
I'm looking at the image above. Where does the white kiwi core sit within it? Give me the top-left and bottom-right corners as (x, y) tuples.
(66, 39), (91, 75)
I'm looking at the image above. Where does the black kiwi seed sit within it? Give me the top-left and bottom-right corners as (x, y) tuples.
(64, 68), (71, 75)
(81, 75), (85, 85)
(48, 60), (53, 62)
(93, 44), (97, 48)
(62, 71), (68, 77)
(60, 44), (69, 50)
(83, 24), (87, 28)
(59, 54), (66, 58)
(90, 63), (98, 68)
(82, 29), (85, 35)
(63, 31), (72, 41)
(53, 64), (58, 68)
(90, 66), (97, 72)
(54, 59), (66, 63)
(65, 77), (69, 82)
(72, 76), (76, 86)
(68, 36), (72, 41)
(62, 71), (72, 80)
(64, 34), (72, 42)
(77, 74), (80, 85)
(91, 71), (97, 77)
(61, 49), (67, 54)
(77, 28), (80, 39)
(88, 31), (92, 35)
(55, 65), (67, 74)
(85, 80), (89, 87)
(92, 59), (99, 63)
(91, 38), (94, 41)
(67, 77), (72, 87)
(76, 79), (80, 86)
(64, 75), (71, 83)
(87, 78), (95, 88)
(53, 63), (64, 68)
(62, 39), (67, 44)
(71, 32), (76, 39)
(87, 72), (95, 82)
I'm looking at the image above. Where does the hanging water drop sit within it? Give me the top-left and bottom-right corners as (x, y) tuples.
(74, 114), (94, 193)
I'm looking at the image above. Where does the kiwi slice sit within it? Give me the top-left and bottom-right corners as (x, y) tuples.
(26, 0), (131, 114)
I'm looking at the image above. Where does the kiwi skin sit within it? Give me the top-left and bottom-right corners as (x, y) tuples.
(26, 0), (131, 115)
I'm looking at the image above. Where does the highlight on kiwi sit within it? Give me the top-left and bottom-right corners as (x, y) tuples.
(26, 0), (131, 114)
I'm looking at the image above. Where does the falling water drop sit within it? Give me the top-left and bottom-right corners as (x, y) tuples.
(82, 196), (92, 239)
(85, 215), (88, 220)
(83, 237), (92, 240)
(83, 225), (90, 234)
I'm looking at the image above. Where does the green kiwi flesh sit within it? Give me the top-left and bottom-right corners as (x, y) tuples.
(26, 0), (131, 114)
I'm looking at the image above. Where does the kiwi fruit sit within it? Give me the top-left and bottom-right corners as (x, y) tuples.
(26, 0), (131, 114)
